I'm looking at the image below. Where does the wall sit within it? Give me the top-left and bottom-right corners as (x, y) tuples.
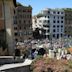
(1, 65), (31, 72)
(4, 0), (15, 55)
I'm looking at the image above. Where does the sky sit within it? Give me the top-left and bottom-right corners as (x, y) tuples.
(17, 0), (72, 15)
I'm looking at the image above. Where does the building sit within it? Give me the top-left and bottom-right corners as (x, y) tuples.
(64, 8), (72, 37)
(13, 4), (32, 43)
(32, 16), (38, 31)
(32, 8), (65, 39)
(0, 0), (16, 55)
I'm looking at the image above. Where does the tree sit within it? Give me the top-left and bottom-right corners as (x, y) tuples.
(38, 48), (46, 55)
(16, 2), (22, 6)
(62, 8), (72, 11)
(33, 28), (41, 39)
(36, 13), (43, 18)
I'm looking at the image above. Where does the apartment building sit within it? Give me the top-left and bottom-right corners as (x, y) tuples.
(0, 0), (16, 55)
(13, 5), (32, 43)
(64, 9), (72, 37)
(32, 8), (65, 39)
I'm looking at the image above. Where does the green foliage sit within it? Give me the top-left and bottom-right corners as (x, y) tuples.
(16, 2), (22, 6)
(28, 5), (32, 8)
(33, 28), (41, 39)
(36, 13), (43, 18)
(35, 55), (43, 61)
(31, 55), (43, 66)
(38, 48), (46, 55)
(62, 8), (72, 11)
(68, 60), (72, 69)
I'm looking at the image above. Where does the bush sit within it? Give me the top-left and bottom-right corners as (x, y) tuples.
(64, 69), (69, 72)
(68, 60), (72, 69)
(38, 48), (46, 55)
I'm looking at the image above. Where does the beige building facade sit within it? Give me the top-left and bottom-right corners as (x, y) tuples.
(13, 5), (32, 43)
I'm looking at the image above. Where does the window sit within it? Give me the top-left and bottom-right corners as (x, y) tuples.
(58, 16), (59, 19)
(53, 11), (56, 14)
(24, 20), (26, 23)
(61, 34), (63, 37)
(65, 31), (67, 33)
(19, 27), (21, 30)
(44, 35), (46, 38)
(28, 10), (31, 12)
(25, 15), (26, 18)
(14, 10), (15, 14)
(14, 20), (17, 24)
(48, 16), (49, 18)
(65, 14), (67, 16)
(35, 20), (37, 23)
(19, 20), (21, 24)
(57, 29), (59, 32)
(61, 29), (63, 32)
(47, 35), (50, 39)
(23, 15), (25, 18)
(28, 24), (31, 27)
(57, 12), (59, 14)
(24, 32), (26, 35)
(61, 21), (63, 23)
(15, 16), (17, 19)
(53, 20), (56, 23)
(23, 10), (26, 12)
(43, 20), (46, 23)
(53, 25), (55, 28)
(53, 34), (55, 37)
(48, 11), (50, 14)
(30, 26), (32, 29)
(39, 20), (42, 23)
(57, 34), (59, 38)
(57, 21), (59, 23)
(48, 20), (50, 23)
(15, 38), (18, 42)
(18, 9), (21, 12)
(14, 32), (18, 36)
(57, 25), (59, 28)
(61, 12), (63, 14)
(43, 25), (50, 27)
(53, 29), (55, 32)
(61, 17), (63, 19)
(27, 15), (29, 18)
(61, 25), (63, 27)
(54, 16), (55, 19)
(18, 15), (22, 18)
(29, 32), (32, 35)
(30, 15), (31, 18)
(29, 20), (30, 23)
(47, 30), (50, 32)
(43, 29), (46, 33)
(14, 27), (17, 30)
